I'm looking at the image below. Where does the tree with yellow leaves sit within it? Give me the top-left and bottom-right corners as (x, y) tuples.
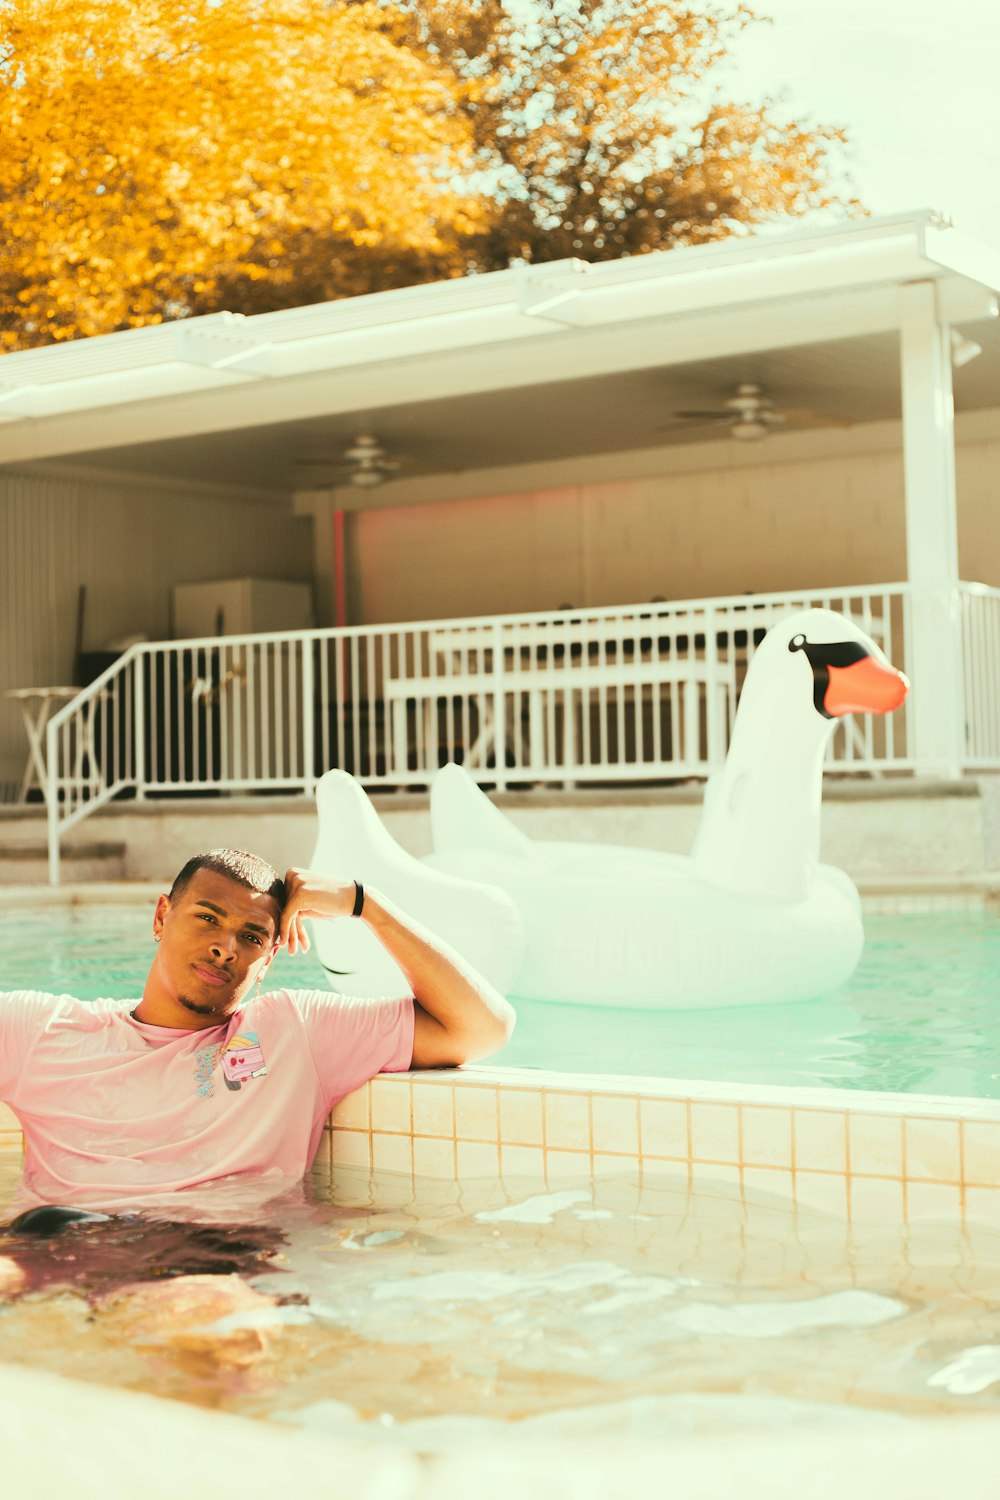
(1, 0), (860, 351)
(0, 0), (481, 350)
(392, 0), (861, 268)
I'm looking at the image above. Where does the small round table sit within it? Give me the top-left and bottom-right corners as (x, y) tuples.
(5, 687), (92, 803)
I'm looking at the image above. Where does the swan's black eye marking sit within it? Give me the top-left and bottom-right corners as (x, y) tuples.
(786, 633), (871, 717)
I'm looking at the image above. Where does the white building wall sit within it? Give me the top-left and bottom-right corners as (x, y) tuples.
(0, 468), (312, 792)
(345, 411), (1000, 625)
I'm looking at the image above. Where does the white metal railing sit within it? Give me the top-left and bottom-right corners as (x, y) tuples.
(960, 582), (1000, 766)
(43, 580), (931, 883)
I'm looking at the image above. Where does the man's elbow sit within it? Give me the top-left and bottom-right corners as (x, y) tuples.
(456, 1004), (515, 1065)
(485, 1002), (516, 1056)
(412, 1000), (515, 1070)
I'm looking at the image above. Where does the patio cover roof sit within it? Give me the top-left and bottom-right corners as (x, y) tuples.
(1, 209), (998, 493)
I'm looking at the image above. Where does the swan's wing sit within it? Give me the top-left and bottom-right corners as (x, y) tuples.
(309, 771), (525, 998)
(431, 763), (694, 879)
(431, 763), (534, 857)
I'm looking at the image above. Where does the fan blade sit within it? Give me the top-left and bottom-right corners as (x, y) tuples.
(295, 452), (412, 470)
(670, 409), (733, 421)
(771, 407), (855, 429)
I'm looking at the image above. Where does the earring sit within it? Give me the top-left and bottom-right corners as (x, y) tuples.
(155, 935), (161, 943)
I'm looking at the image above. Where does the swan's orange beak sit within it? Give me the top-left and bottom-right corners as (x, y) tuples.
(824, 656), (909, 717)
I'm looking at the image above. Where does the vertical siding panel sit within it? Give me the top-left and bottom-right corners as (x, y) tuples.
(0, 469), (312, 796)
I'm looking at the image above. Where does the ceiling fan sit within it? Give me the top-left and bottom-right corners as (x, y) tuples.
(668, 383), (851, 442)
(295, 434), (405, 487)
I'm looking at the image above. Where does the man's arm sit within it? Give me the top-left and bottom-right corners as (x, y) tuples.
(277, 869), (515, 1069)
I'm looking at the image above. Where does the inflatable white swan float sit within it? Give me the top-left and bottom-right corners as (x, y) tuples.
(309, 609), (908, 1009)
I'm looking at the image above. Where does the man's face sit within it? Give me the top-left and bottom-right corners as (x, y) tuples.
(152, 869), (281, 1024)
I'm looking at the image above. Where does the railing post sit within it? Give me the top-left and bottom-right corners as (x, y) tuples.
(302, 638), (315, 796)
(492, 622), (507, 792)
(134, 651), (147, 800)
(46, 716), (61, 886)
(703, 605), (723, 768)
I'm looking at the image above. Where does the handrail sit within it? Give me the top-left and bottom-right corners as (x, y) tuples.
(46, 643), (146, 883)
(39, 577), (1000, 885)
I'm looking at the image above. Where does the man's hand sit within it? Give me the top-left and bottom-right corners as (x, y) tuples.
(278, 868), (356, 956)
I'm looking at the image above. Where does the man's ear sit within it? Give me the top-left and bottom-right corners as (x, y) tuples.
(152, 893), (170, 941)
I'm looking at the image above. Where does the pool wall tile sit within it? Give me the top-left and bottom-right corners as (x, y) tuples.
(545, 1148), (593, 1180)
(849, 1175), (905, 1224)
(370, 1078), (411, 1134)
(593, 1151), (633, 1177)
(689, 1160), (742, 1193)
(372, 1131), (413, 1175)
(742, 1165), (794, 1203)
(961, 1122), (1000, 1185)
(412, 1136), (456, 1180)
(330, 1128), (371, 1172)
(411, 1082), (455, 1139)
(544, 1092), (591, 1152)
(313, 1125), (333, 1182)
(741, 1106), (793, 1168)
(690, 1103), (740, 1164)
(454, 1086), (499, 1143)
(499, 1089), (544, 1147)
(501, 1144), (546, 1179)
(904, 1118), (962, 1182)
(964, 1187), (1000, 1227)
(848, 1113), (904, 1177)
(793, 1170), (850, 1219)
(456, 1140), (500, 1179)
(905, 1181), (963, 1223)
(639, 1099), (689, 1161)
(330, 1084), (370, 1131)
(591, 1095), (640, 1156)
(793, 1110), (848, 1172)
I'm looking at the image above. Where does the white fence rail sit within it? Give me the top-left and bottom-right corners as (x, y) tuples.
(961, 583), (1000, 766)
(43, 578), (996, 883)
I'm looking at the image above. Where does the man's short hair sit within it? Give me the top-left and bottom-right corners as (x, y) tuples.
(169, 849), (286, 910)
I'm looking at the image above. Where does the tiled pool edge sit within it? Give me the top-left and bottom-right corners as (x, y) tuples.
(2, 1066), (1000, 1231)
(324, 1066), (1000, 1230)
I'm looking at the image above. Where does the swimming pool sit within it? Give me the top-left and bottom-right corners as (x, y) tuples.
(3, 893), (1000, 1491)
(3, 1149), (1000, 1446)
(2, 904), (998, 1098)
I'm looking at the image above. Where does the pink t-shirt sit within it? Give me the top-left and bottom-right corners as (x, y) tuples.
(0, 987), (414, 1219)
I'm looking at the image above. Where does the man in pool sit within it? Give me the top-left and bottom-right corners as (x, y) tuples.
(0, 848), (515, 1234)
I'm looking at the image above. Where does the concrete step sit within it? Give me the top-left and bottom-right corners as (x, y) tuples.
(0, 839), (126, 885)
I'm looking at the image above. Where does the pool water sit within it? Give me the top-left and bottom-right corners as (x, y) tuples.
(2, 905), (998, 1097)
(2, 1152), (1000, 1443)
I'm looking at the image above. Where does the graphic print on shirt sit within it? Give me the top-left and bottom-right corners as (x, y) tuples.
(194, 1041), (223, 1099)
(220, 1030), (268, 1092)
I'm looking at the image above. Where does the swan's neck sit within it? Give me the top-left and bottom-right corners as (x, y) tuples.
(693, 698), (837, 902)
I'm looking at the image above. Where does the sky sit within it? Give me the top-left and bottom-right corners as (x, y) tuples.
(717, 0), (1000, 248)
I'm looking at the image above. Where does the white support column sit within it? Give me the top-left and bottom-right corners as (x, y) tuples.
(898, 280), (964, 779)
